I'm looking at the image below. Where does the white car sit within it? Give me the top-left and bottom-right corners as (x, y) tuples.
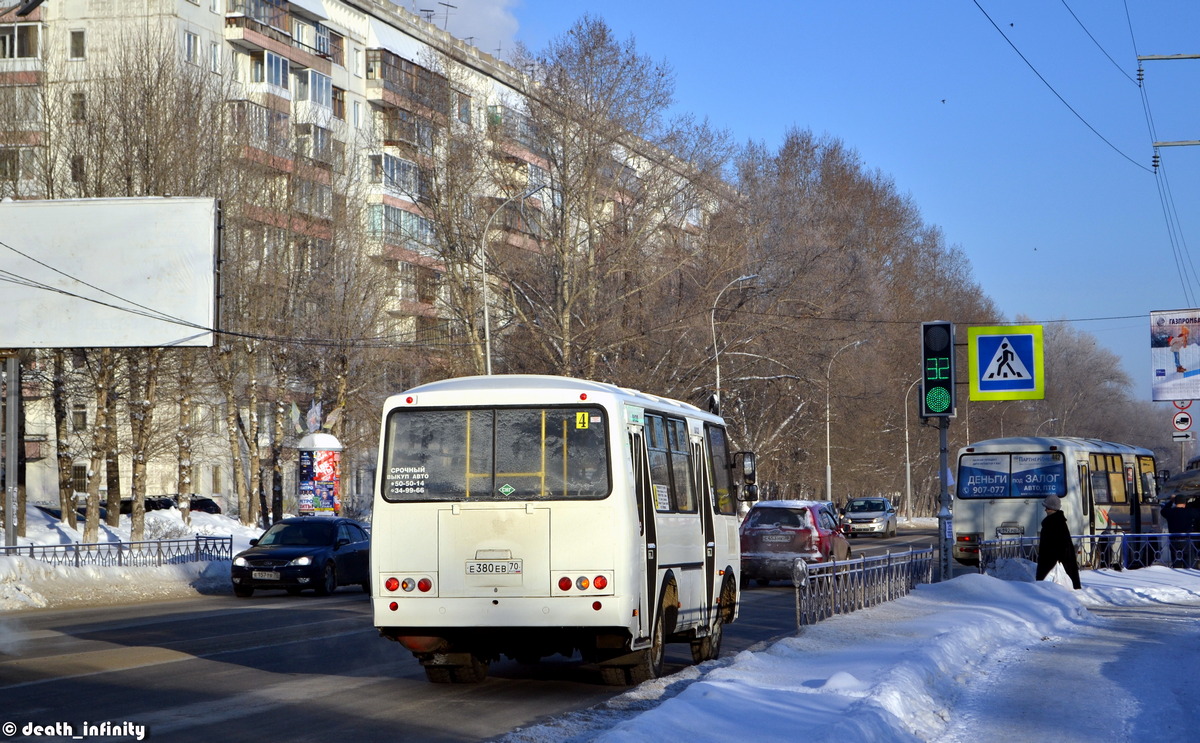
(840, 497), (898, 538)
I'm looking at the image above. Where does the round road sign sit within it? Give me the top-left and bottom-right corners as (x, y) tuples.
(1174, 411), (1193, 431)
(1175, 400), (1193, 410)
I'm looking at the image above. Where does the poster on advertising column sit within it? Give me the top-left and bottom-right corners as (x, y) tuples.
(296, 433), (343, 515)
(1151, 309), (1200, 401)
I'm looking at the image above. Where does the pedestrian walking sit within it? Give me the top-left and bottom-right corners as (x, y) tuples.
(1160, 495), (1200, 568)
(1036, 494), (1082, 589)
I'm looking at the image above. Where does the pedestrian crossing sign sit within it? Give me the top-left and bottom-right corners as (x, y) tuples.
(968, 325), (1044, 401)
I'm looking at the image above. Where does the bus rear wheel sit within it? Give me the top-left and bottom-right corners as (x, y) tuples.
(691, 579), (734, 663)
(626, 603), (666, 684)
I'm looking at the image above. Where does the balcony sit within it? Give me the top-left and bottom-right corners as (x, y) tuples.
(364, 49), (449, 119)
(224, 12), (330, 74)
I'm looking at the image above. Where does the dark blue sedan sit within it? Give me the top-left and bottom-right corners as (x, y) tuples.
(231, 517), (370, 597)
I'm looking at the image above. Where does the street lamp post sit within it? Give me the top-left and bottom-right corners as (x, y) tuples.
(825, 339), (869, 503)
(479, 185), (545, 375)
(1035, 417), (1059, 436)
(709, 274), (757, 415)
(903, 377), (920, 520)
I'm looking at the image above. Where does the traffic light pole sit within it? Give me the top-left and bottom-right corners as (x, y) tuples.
(936, 416), (953, 582)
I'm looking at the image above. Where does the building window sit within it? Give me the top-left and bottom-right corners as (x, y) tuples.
(252, 51), (289, 90)
(456, 91), (471, 125)
(353, 48), (361, 77)
(332, 87), (345, 120)
(0, 148), (18, 180)
(209, 42), (220, 73)
(328, 31), (344, 66)
(0, 23), (40, 60)
(70, 91), (85, 122)
(69, 155), (85, 184)
(71, 403), (87, 430)
(211, 465), (222, 495)
(69, 30), (86, 60)
(294, 69), (330, 107)
(352, 100), (361, 128)
(184, 31), (199, 65)
(72, 464), (88, 494)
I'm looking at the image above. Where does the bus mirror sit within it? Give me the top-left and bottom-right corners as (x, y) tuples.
(734, 451), (756, 484)
(741, 483), (759, 503)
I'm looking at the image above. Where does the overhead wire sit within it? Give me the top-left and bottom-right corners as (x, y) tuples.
(971, 0), (1153, 173)
(1123, 0), (1200, 307)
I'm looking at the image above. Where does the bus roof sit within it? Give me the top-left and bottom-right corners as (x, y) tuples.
(386, 374), (722, 423)
(958, 436), (1154, 458)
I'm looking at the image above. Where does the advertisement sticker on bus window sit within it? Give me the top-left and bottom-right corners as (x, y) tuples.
(654, 484), (671, 511)
(958, 454), (1009, 498)
(387, 465), (429, 497)
(576, 411), (589, 429)
(1011, 453), (1065, 498)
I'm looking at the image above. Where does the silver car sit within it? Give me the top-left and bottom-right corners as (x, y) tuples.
(840, 497), (898, 538)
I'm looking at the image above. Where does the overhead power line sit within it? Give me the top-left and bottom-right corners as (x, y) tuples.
(972, 0), (1152, 173)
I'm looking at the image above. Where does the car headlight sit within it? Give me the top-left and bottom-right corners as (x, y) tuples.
(288, 556), (313, 567)
(233, 556), (247, 567)
(871, 517), (883, 523)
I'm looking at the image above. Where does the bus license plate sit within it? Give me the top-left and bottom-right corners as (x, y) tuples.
(252, 570), (280, 580)
(466, 560), (522, 575)
(996, 526), (1024, 536)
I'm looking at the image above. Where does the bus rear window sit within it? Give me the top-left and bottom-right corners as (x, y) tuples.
(382, 406), (610, 501)
(957, 452), (1065, 499)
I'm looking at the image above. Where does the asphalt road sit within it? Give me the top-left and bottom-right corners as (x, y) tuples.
(0, 527), (937, 742)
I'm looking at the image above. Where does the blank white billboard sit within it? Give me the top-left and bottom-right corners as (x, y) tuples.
(0, 197), (218, 348)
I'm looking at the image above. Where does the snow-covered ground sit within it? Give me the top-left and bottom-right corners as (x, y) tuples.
(2, 507), (1199, 741)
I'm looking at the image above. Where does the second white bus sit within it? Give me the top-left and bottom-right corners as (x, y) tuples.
(371, 375), (757, 684)
(953, 436), (1160, 564)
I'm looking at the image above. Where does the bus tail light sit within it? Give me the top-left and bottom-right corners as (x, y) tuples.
(556, 573), (612, 593)
(383, 575), (434, 593)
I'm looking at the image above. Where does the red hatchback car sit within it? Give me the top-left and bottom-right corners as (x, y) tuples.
(739, 500), (851, 586)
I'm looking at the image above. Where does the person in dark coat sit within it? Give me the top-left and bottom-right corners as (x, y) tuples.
(1035, 494), (1082, 589)
(1161, 494), (1200, 567)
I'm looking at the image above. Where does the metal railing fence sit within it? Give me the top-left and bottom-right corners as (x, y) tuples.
(978, 532), (1200, 573)
(0, 536), (233, 568)
(791, 548), (935, 627)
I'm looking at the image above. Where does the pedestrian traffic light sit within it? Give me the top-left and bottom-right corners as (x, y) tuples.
(920, 321), (956, 418)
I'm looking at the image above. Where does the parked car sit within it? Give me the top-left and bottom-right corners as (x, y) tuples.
(739, 500), (851, 586)
(144, 496), (177, 511)
(186, 497), (222, 514)
(231, 516), (370, 598)
(840, 497), (898, 538)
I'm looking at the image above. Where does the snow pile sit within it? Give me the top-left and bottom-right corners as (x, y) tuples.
(500, 566), (1200, 743)
(0, 503), (263, 611)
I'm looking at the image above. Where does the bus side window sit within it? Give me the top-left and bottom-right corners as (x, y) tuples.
(706, 425), (735, 515)
(646, 415), (673, 511)
(668, 419), (696, 512)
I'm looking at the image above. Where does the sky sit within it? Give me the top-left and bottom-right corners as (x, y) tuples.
(3, 506), (1200, 740)
(396, 0), (1200, 410)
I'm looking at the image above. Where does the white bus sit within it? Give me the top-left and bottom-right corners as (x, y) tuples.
(371, 375), (757, 684)
(953, 436), (1160, 564)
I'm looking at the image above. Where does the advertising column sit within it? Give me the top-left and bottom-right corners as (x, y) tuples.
(297, 432), (343, 516)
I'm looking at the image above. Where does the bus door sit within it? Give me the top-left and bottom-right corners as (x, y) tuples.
(628, 425), (654, 643)
(645, 413), (701, 628)
(1079, 462), (1101, 535)
(691, 436), (716, 630)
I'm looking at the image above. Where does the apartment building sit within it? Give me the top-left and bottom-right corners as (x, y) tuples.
(0, 0), (708, 515)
